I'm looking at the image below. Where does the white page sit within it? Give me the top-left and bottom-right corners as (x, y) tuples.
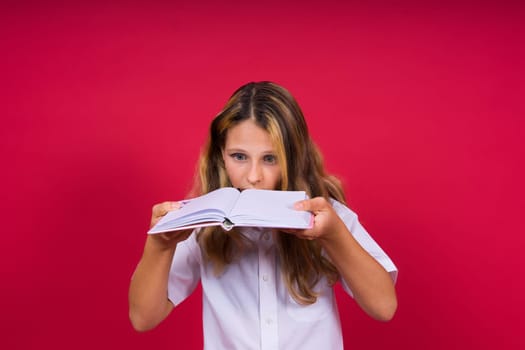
(229, 189), (312, 228)
(149, 187), (240, 233)
(179, 187), (240, 216)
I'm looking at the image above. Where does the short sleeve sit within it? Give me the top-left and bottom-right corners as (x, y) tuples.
(331, 200), (398, 297)
(167, 231), (202, 306)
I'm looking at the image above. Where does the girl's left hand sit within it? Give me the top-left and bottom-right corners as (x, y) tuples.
(283, 197), (347, 241)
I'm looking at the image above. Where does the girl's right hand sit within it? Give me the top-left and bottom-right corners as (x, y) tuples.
(148, 201), (192, 251)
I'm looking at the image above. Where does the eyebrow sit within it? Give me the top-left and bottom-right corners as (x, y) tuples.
(225, 147), (276, 154)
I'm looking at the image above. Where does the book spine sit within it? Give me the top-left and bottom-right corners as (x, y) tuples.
(221, 218), (234, 231)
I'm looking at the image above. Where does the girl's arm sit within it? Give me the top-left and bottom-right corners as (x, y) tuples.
(294, 198), (398, 321)
(128, 202), (192, 331)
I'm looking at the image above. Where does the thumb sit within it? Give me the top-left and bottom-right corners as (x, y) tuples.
(294, 197), (326, 212)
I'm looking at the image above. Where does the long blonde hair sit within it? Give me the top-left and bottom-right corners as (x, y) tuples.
(195, 81), (345, 304)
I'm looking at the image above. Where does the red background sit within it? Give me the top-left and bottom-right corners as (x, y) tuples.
(1, 1), (524, 349)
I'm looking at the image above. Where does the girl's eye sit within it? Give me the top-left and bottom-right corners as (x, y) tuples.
(263, 154), (277, 164)
(230, 153), (247, 161)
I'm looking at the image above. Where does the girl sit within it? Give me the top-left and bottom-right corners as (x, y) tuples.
(129, 81), (398, 349)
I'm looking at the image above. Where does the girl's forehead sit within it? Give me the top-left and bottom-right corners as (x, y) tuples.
(224, 120), (275, 151)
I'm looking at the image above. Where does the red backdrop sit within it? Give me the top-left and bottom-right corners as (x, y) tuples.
(1, 1), (524, 349)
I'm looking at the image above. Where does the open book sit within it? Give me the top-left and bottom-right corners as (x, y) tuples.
(148, 187), (313, 234)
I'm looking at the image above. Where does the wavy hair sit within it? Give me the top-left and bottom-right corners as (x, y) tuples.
(195, 81), (345, 304)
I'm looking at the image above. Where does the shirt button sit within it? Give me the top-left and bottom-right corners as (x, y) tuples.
(266, 318), (273, 325)
(262, 274), (269, 282)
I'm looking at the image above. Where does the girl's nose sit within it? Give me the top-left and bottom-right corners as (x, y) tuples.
(247, 162), (262, 185)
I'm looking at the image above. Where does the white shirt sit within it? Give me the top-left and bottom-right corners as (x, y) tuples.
(167, 200), (398, 350)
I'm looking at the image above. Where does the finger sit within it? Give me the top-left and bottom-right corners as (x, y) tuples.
(280, 228), (301, 235)
(152, 201), (180, 217)
(284, 229), (316, 240)
(158, 230), (182, 241)
(156, 228), (193, 243)
(294, 197), (328, 213)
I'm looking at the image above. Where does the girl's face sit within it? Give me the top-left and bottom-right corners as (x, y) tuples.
(222, 119), (282, 191)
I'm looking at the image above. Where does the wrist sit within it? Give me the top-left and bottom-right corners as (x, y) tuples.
(317, 221), (348, 246)
(145, 234), (178, 255)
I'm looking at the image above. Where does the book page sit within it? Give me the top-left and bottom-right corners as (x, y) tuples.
(229, 189), (312, 229)
(179, 187), (240, 216)
(148, 187), (240, 233)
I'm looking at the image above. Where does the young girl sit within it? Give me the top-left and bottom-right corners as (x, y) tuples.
(129, 81), (398, 349)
